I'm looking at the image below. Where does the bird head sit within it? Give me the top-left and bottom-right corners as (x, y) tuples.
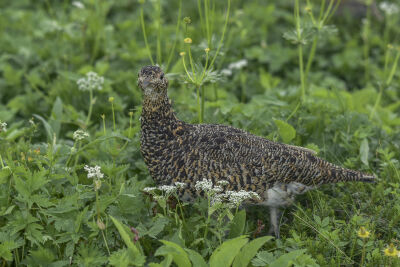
(138, 65), (168, 100)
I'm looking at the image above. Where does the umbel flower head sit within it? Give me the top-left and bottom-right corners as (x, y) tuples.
(73, 129), (89, 141)
(77, 71), (104, 91)
(357, 227), (370, 239)
(0, 121), (7, 132)
(84, 165), (104, 179)
(384, 243), (398, 257)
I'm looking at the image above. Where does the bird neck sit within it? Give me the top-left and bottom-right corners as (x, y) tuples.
(141, 95), (178, 124)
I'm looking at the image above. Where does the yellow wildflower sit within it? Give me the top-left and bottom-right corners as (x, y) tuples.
(129, 111), (133, 116)
(305, 6), (312, 13)
(109, 97), (114, 102)
(357, 227), (370, 239)
(184, 38), (192, 44)
(384, 243), (398, 257)
(205, 48), (210, 53)
(179, 52), (186, 56)
(387, 44), (393, 49)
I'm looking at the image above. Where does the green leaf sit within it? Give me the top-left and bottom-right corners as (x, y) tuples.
(209, 236), (248, 267)
(228, 210), (246, 238)
(33, 114), (55, 143)
(232, 236), (274, 267)
(110, 215), (145, 266)
(49, 97), (63, 138)
(156, 240), (191, 267)
(274, 119), (296, 143)
(360, 138), (369, 166)
(184, 248), (207, 267)
(269, 249), (307, 267)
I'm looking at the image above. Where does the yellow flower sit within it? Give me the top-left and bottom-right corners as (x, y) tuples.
(108, 97), (114, 102)
(204, 48), (210, 53)
(184, 37), (192, 44)
(101, 114), (105, 119)
(357, 227), (370, 239)
(305, 6), (312, 13)
(387, 44), (393, 49)
(179, 51), (186, 56)
(129, 111), (133, 116)
(384, 244), (398, 257)
(183, 17), (191, 24)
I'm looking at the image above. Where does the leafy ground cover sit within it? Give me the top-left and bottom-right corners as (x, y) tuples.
(1, 0), (400, 266)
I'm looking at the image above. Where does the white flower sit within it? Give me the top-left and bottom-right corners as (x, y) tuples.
(29, 118), (35, 126)
(221, 69), (232, 76)
(195, 178), (213, 192)
(211, 193), (224, 206)
(217, 180), (229, 186)
(72, 1), (85, 9)
(0, 121), (7, 132)
(228, 59), (248, 70)
(73, 129), (89, 141)
(94, 180), (102, 191)
(225, 190), (256, 207)
(174, 182), (186, 189)
(77, 71), (104, 91)
(212, 185), (223, 193)
(84, 165), (104, 179)
(143, 187), (158, 193)
(380, 2), (399, 15)
(158, 185), (177, 194)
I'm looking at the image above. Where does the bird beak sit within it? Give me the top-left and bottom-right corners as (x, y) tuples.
(142, 80), (151, 89)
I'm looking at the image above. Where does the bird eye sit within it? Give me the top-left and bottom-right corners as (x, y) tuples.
(160, 74), (164, 80)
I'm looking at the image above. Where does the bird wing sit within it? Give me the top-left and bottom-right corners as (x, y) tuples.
(192, 124), (321, 185)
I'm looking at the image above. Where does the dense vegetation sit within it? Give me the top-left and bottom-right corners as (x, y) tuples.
(1, 0), (400, 266)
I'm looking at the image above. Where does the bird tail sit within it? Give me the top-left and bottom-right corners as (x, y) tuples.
(323, 164), (377, 184)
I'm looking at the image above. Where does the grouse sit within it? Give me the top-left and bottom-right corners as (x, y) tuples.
(138, 65), (375, 238)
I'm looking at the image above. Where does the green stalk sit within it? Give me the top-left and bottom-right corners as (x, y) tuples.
(197, 0), (205, 37)
(140, 7), (154, 65)
(204, 0), (211, 46)
(200, 85), (205, 123)
(208, 0), (230, 70)
(85, 89), (94, 127)
(102, 115), (106, 135)
(363, 2), (371, 83)
(386, 50), (400, 86)
(188, 46), (196, 79)
(156, 0), (162, 64)
(111, 102), (116, 131)
(165, 0), (182, 72)
(197, 85), (201, 123)
(181, 56), (195, 83)
(305, 36), (318, 81)
(295, 0), (306, 100)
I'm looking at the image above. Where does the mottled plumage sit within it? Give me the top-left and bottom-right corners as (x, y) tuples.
(138, 65), (375, 238)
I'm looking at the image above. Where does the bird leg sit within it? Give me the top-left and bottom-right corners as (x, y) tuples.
(268, 206), (281, 239)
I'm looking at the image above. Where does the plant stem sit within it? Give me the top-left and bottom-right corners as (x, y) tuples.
(386, 50), (400, 86)
(201, 85), (205, 123)
(197, 85), (201, 123)
(156, 0), (162, 64)
(208, 0), (230, 70)
(305, 36), (318, 80)
(360, 239), (366, 267)
(111, 102), (116, 131)
(140, 6), (154, 65)
(165, 0), (182, 72)
(85, 89), (94, 128)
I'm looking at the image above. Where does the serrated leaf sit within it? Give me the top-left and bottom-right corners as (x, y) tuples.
(274, 119), (296, 143)
(209, 236), (248, 267)
(232, 236), (274, 267)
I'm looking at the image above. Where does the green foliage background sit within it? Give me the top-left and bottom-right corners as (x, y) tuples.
(0, 0), (400, 266)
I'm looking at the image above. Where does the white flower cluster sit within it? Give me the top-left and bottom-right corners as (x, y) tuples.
(77, 71), (104, 91)
(380, 2), (399, 15)
(195, 178), (260, 207)
(84, 165), (104, 179)
(174, 182), (186, 189)
(143, 187), (157, 193)
(195, 178), (213, 192)
(73, 129), (89, 141)
(221, 59), (248, 76)
(158, 185), (177, 194)
(225, 190), (260, 207)
(0, 121), (7, 132)
(72, 1), (84, 9)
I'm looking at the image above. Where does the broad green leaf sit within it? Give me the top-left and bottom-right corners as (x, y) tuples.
(33, 114), (55, 143)
(274, 119), (296, 143)
(209, 236), (248, 267)
(110, 215), (145, 266)
(228, 210), (246, 238)
(360, 138), (369, 166)
(269, 249), (307, 267)
(157, 240), (191, 267)
(184, 248), (207, 267)
(232, 236), (274, 267)
(50, 97), (63, 138)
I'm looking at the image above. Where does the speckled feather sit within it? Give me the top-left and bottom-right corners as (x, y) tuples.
(138, 66), (375, 203)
